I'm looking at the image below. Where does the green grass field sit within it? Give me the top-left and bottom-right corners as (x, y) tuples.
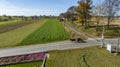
(46, 46), (120, 67)
(0, 19), (47, 48)
(0, 19), (25, 26)
(2, 61), (42, 67)
(0, 18), (70, 48)
(20, 19), (70, 46)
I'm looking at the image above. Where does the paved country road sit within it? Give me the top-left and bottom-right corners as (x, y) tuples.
(0, 21), (119, 57)
(0, 38), (118, 57)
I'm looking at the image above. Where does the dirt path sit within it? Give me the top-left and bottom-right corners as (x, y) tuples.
(64, 22), (100, 42)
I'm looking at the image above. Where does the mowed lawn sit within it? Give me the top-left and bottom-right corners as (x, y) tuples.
(19, 19), (70, 46)
(2, 61), (42, 67)
(46, 46), (120, 67)
(0, 18), (47, 48)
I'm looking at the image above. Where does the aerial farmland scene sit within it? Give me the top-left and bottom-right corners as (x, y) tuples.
(0, 0), (120, 67)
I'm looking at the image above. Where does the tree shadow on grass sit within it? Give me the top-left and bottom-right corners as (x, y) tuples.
(79, 53), (89, 67)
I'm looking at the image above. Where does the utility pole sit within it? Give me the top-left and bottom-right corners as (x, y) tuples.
(101, 25), (105, 48)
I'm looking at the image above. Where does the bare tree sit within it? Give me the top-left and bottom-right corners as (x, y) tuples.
(59, 6), (77, 22)
(102, 0), (120, 29)
(67, 6), (77, 14)
(92, 5), (103, 31)
(67, 6), (77, 21)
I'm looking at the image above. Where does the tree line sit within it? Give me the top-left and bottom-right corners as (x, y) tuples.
(60, 0), (120, 29)
(0, 15), (57, 22)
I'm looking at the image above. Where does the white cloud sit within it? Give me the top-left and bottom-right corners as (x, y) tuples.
(0, 0), (59, 16)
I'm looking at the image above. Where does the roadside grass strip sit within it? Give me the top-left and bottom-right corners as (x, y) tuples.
(19, 19), (70, 46)
(2, 61), (43, 67)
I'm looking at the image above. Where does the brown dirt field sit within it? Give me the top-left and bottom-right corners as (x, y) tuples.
(91, 17), (120, 25)
(0, 20), (37, 34)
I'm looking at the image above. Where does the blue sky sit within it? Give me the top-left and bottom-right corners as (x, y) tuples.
(0, 0), (104, 16)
